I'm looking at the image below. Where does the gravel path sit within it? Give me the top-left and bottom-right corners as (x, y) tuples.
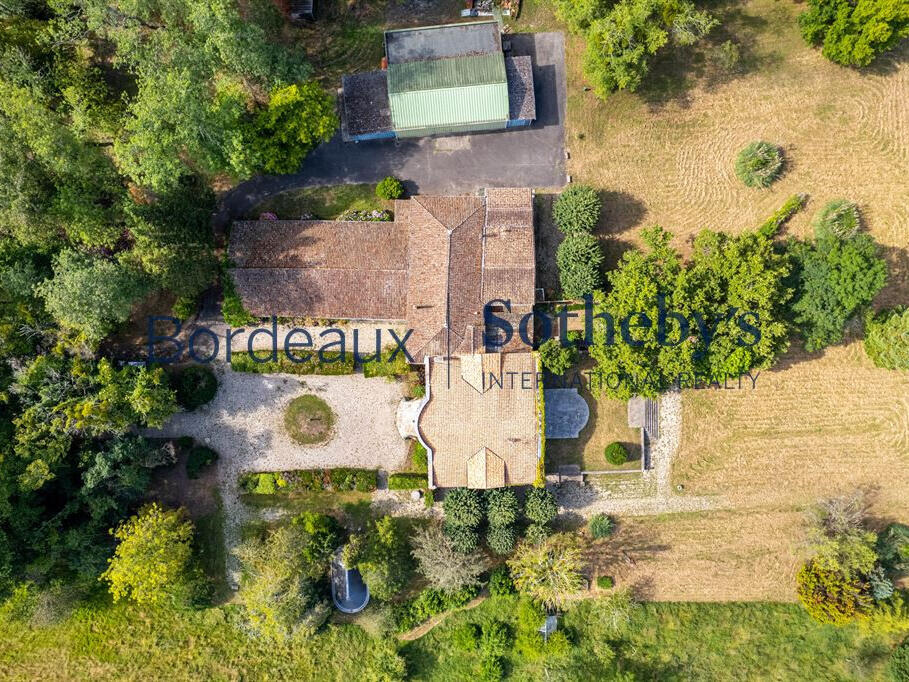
(555, 390), (716, 517)
(148, 364), (410, 586)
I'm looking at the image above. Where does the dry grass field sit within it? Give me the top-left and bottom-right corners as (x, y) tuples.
(675, 340), (909, 514)
(515, 0), (909, 601)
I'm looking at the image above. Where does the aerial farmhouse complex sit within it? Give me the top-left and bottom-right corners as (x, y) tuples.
(340, 21), (536, 141)
(229, 188), (542, 488)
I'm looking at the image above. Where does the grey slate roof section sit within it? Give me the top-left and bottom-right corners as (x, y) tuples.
(341, 71), (392, 138)
(385, 21), (502, 64)
(505, 55), (536, 121)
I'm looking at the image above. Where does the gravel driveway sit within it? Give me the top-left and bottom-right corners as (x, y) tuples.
(149, 364), (410, 585)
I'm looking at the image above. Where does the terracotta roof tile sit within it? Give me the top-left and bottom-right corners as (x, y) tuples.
(421, 353), (540, 488)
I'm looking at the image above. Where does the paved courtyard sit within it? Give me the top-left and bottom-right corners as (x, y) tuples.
(215, 32), (567, 228)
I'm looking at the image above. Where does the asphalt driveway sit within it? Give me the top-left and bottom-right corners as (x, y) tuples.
(216, 32), (567, 227)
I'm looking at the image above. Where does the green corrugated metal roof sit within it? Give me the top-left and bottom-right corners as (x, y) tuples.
(387, 54), (506, 93)
(389, 82), (509, 133)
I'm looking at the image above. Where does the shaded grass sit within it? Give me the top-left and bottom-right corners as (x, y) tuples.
(0, 600), (383, 680)
(249, 183), (388, 219)
(193, 492), (229, 604)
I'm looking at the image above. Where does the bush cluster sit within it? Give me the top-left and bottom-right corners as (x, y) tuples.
(240, 468), (377, 494)
(597, 575), (614, 589)
(488, 565), (515, 596)
(172, 366), (218, 411)
(392, 585), (479, 632)
(813, 199), (861, 240)
(186, 446), (218, 480)
(230, 350), (355, 375)
(604, 442), (629, 466)
(589, 513), (614, 539)
(865, 307), (909, 370)
(376, 176), (405, 200)
(338, 208), (393, 222)
(553, 185), (601, 234)
(362, 348), (410, 378)
(734, 141), (783, 188)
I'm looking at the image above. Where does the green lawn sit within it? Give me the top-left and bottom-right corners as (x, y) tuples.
(248, 183), (389, 220)
(1, 593), (904, 679)
(403, 596), (907, 681)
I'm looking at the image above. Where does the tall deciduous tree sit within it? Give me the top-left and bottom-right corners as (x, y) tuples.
(787, 233), (887, 352)
(411, 524), (486, 592)
(590, 224), (791, 398)
(36, 249), (149, 343)
(100, 503), (194, 606)
(583, 0), (717, 96)
(508, 534), (585, 610)
(234, 523), (331, 638)
(799, 0), (909, 67)
(253, 82), (338, 175)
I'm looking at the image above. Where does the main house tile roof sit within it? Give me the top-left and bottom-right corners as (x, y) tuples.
(420, 352), (540, 488)
(228, 189), (536, 359)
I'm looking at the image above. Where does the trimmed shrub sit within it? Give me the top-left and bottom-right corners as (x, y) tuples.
(172, 365), (217, 411)
(444, 488), (484, 528)
(538, 337), (579, 375)
(444, 522), (480, 554)
(552, 185), (601, 234)
(186, 446), (217, 479)
(814, 199), (861, 240)
(388, 473), (426, 490)
(890, 640), (909, 682)
(864, 307), (909, 370)
(489, 565), (515, 596)
(556, 233), (604, 299)
(757, 193), (807, 238)
(734, 141), (783, 188)
(487, 525), (517, 556)
(485, 488), (520, 527)
(524, 488), (558, 525)
(376, 176), (404, 200)
(597, 575), (614, 589)
(604, 442), (628, 466)
(524, 523), (551, 545)
(589, 513), (614, 539)
(327, 467), (377, 492)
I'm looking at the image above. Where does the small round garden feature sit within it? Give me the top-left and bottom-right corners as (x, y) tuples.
(172, 365), (218, 410)
(813, 199), (861, 240)
(734, 141), (784, 188)
(604, 441), (629, 466)
(283, 394), (335, 445)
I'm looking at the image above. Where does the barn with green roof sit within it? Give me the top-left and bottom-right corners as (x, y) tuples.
(341, 21), (536, 141)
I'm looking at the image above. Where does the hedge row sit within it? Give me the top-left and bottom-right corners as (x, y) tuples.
(239, 467), (377, 494)
(230, 350), (355, 375)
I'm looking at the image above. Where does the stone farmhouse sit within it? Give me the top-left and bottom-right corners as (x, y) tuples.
(228, 188), (543, 489)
